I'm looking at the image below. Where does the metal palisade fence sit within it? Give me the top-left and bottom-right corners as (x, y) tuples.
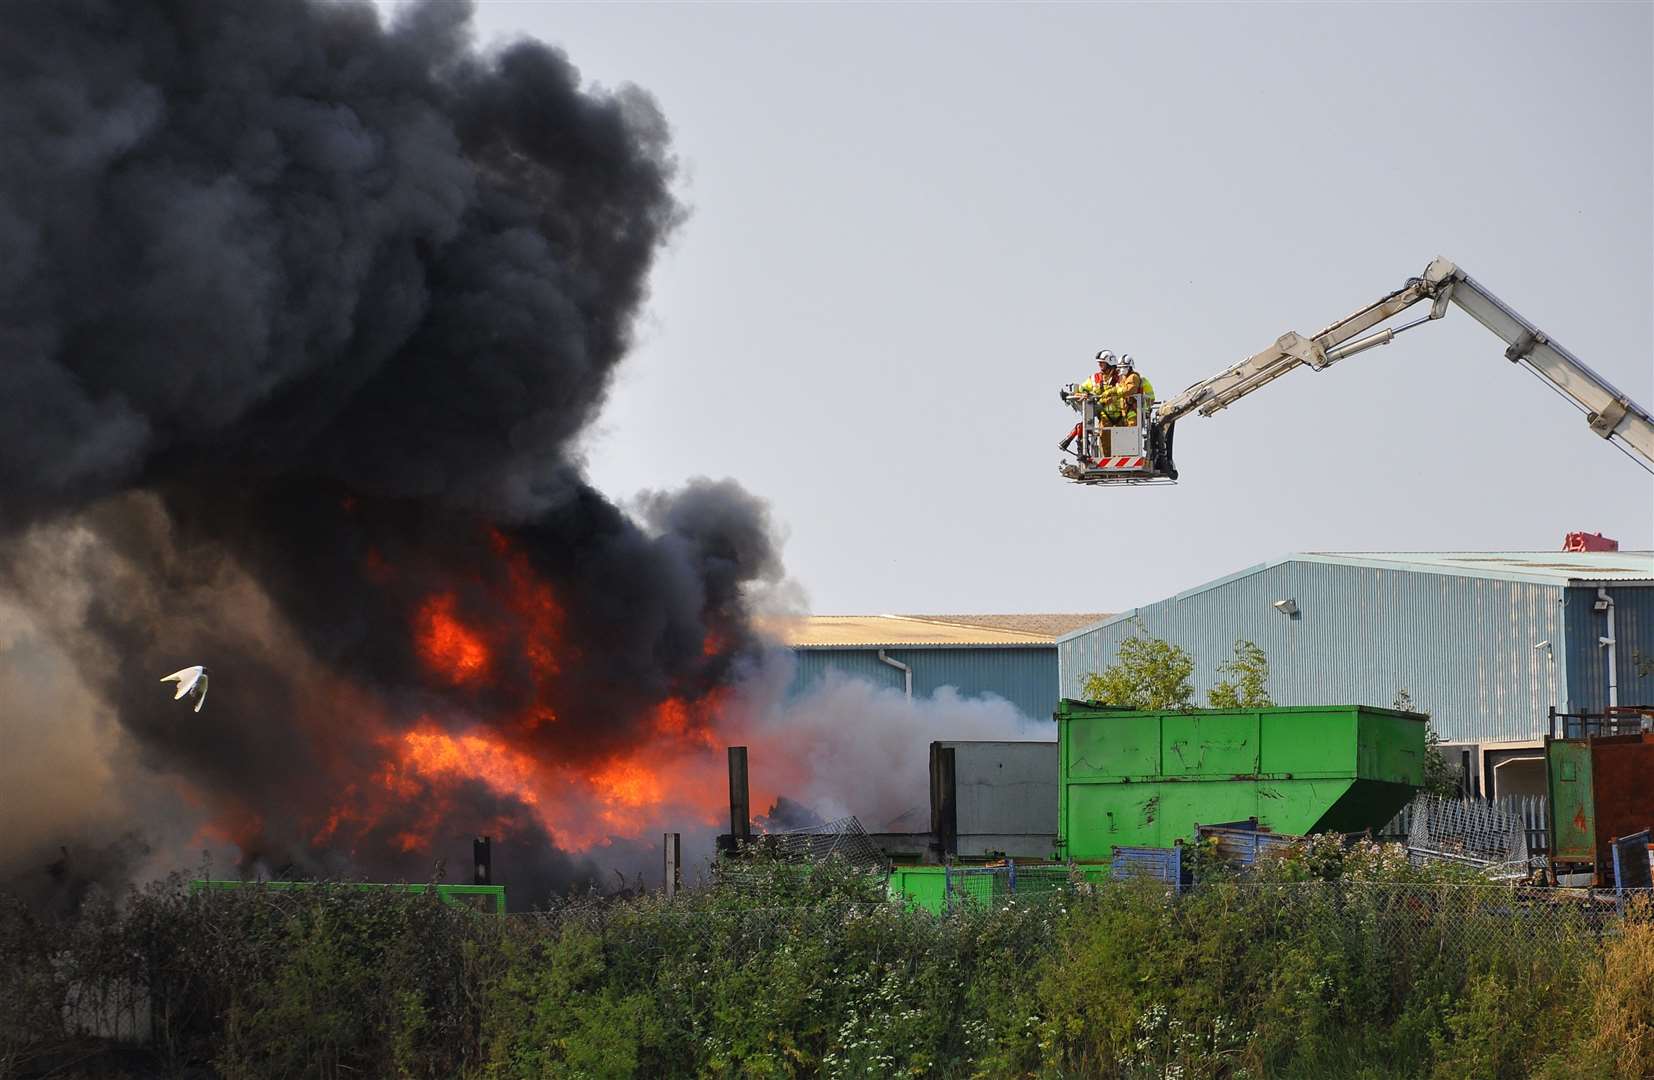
(1380, 793), (1549, 862)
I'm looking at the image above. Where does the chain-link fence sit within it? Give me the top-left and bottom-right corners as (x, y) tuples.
(563, 874), (1654, 975)
(1199, 880), (1643, 955)
(929, 856), (1653, 942)
(943, 862), (1078, 909)
(521, 896), (901, 968)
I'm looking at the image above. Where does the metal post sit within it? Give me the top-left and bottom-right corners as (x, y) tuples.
(472, 836), (492, 886)
(728, 746), (750, 842)
(1612, 834), (1627, 915)
(663, 832), (681, 899)
(930, 745), (957, 859)
(1007, 858), (1016, 894)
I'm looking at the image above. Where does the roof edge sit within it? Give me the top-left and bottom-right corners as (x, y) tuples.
(793, 642), (1057, 651)
(1296, 552), (1654, 586)
(1055, 558), (1288, 643)
(1055, 551), (1654, 644)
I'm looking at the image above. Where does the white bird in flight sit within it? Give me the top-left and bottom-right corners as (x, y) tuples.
(160, 665), (209, 712)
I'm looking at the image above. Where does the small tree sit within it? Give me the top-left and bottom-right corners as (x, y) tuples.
(1080, 621), (1195, 710)
(1208, 639), (1273, 709)
(1394, 688), (1464, 798)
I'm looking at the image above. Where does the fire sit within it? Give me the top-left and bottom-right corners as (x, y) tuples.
(190, 809), (266, 852)
(654, 698), (690, 736)
(289, 525), (744, 864)
(652, 697), (721, 749)
(415, 594), (490, 684)
(397, 726), (543, 805)
(407, 532), (565, 705)
(589, 758), (663, 808)
(333, 722), (727, 853)
(493, 527), (567, 679)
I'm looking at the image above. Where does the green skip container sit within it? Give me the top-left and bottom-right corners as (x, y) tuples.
(1056, 701), (1425, 859)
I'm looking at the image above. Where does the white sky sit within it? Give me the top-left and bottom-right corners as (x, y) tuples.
(460, 1), (1652, 614)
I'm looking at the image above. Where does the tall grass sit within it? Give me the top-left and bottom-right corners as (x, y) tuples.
(1, 850), (1647, 1079)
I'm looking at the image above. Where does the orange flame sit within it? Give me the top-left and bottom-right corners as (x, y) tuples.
(302, 527), (744, 860)
(335, 721), (728, 853)
(397, 726), (543, 805)
(497, 533), (565, 680)
(415, 593), (490, 685)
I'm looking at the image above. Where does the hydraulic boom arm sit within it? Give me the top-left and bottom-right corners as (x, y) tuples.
(1154, 257), (1654, 473)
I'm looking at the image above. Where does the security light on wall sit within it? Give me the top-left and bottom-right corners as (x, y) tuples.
(1272, 599), (1298, 617)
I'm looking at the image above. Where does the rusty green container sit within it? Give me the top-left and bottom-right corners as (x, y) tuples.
(1546, 733), (1654, 883)
(1056, 701), (1425, 859)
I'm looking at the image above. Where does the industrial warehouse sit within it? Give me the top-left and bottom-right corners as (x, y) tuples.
(783, 612), (1107, 722)
(755, 540), (1654, 897)
(778, 546), (1653, 798)
(1057, 547), (1654, 797)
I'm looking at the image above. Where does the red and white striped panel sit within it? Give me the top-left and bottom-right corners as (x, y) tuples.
(1092, 456), (1148, 470)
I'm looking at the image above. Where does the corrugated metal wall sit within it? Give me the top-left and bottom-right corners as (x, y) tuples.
(790, 647), (1060, 723)
(1563, 585), (1654, 713)
(1058, 561), (1566, 744)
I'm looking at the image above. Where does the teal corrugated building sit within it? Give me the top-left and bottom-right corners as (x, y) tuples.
(1058, 551), (1653, 797)
(783, 614), (1107, 724)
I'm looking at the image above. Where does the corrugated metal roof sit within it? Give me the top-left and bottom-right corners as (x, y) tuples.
(899, 613), (1111, 637)
(1304, 551), (1654, 585)
(776, 613), (1108, 648)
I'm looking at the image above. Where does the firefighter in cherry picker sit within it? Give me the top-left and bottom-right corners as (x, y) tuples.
(1112, 354), (1155, 425)
(1059, 350), (1122, 457)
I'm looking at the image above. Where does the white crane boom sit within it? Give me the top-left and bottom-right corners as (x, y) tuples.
(1154, 257), (1654, 474)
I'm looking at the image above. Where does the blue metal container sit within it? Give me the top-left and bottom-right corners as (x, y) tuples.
(1110, 843), (1185, 887)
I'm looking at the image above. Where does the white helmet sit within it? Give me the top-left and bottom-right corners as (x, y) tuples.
(1095, 349), (1117, 366)
(1118, 354), (1135, 372)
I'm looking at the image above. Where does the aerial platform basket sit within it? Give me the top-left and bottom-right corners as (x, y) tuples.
(1059, 392), (1178, 485)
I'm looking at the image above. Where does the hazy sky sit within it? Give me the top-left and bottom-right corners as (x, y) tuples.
(456, 1), (1651, 615)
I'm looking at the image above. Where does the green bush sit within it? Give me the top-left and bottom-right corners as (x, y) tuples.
(0, 850), (1636, 1079)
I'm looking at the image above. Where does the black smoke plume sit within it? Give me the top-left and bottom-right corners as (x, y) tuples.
(0, 0), (782, 909)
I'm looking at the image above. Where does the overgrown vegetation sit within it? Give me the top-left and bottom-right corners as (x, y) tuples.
(1081, 623), (1274, 711)
(3, 853), (1650, 1079)
(1080, 620), (1196, 709)
(1395, 688), (1466, 798)
(1207, 639), (1274, 709)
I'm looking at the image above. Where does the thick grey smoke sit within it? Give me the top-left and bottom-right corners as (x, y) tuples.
(728, 661), (1045, 832)
(0, 0), (677, 525)
(0, 0), (782, 909)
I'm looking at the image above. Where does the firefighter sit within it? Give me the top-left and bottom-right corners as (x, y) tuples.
(1059, 350), (1119, 453)
(1086, 350), (1120, 403)
(1113, 354), (1154, 425)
